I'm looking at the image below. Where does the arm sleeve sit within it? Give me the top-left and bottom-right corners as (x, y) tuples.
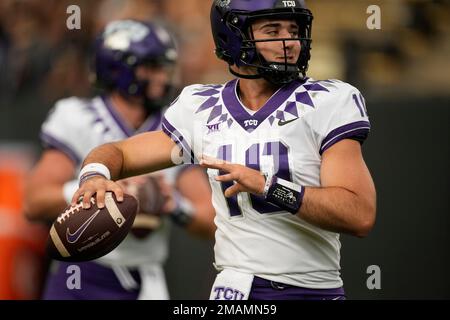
(161, 86), (199, 164)
(308, 83), (371, 155)
(40, 99), (84, 165)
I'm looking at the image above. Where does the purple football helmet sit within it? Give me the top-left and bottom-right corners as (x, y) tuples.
(94, 20), (178, 112)
(211, 0), (313, 84)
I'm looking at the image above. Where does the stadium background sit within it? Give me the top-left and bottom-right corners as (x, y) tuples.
(0, 0), (448, 299)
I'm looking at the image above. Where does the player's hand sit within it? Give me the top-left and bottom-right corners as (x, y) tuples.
(199, 155), (265, 197)
(118, 174), (174, 215)
(71, 176), (124, 209)
(152, 174), (178, 215)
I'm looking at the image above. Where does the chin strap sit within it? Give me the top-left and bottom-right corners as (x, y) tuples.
(228, 66), (262, 80)
(229, 63), (301, 85)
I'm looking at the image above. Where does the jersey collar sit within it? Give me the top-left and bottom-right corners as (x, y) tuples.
(101, 95), (162, 137)
(221, 79), (305, 133)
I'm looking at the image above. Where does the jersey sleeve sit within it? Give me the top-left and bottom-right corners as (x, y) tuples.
(40, 98), (85, 165)
(161, 85), (200, 164)
(307, 82), (371, 155)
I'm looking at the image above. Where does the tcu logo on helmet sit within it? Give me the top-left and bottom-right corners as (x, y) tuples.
(283, 1), (297, 7)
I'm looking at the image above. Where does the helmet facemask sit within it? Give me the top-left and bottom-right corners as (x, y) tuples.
(244, 36), (307, 86)
(132, 61), (177, 115)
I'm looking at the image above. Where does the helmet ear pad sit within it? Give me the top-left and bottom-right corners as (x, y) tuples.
(212, 11), (249, 66)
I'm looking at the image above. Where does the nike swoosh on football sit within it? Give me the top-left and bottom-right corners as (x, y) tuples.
(278, 118), (299, 126)
(66, 210), (100, 244)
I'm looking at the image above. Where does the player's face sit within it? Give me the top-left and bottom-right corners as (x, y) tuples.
(250, 19), (301, 64)
(135, 64), (174, 100)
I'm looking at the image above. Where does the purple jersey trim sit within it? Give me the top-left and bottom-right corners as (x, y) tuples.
(161, 117), (196, 164)
(222, 79), (305, 132)
(40, 132), (81, 165)
(144, 111), (162, 132)
(320, 121), (371, 155)
(101, 95), (134, 137)
(101, 95), (162, 136)
(352, 94), (365, 117)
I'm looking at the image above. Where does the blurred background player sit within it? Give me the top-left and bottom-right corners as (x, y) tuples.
(24, 19), (215, 300)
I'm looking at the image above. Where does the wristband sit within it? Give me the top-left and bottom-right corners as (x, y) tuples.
(170, 191), (195, 227)
(79, 172), (108, 186)
(78, 163), (111, 186)
(264, 176), (305, 214)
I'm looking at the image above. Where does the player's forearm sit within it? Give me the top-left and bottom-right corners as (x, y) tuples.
(298, 186), (376, 237)
(24, 184), (67, 223)
(82, 142), (126, 180)
(174, 166), (216, 239)
(82, 132), (177, 180)
(185, 204), (216, 239)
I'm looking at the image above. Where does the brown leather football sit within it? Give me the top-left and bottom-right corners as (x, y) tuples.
(47, 192), (138, 262)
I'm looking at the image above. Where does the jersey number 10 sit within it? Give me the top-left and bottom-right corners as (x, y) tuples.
(217, 141), (292, 217)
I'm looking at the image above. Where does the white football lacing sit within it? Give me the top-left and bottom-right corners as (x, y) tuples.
(57, 198), (95, 224)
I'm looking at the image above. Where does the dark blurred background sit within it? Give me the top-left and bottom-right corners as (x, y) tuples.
(0, 0), (449, 299)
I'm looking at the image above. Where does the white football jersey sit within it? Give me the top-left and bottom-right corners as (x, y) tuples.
(41, 95), (172, 267)
(162, 78), (371, 289)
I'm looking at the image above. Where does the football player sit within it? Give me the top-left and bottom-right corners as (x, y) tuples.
(71, 0), (376, 300)
(24, 20), (215, 300)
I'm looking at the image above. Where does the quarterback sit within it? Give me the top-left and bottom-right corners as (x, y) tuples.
(72, 0), (376, 300)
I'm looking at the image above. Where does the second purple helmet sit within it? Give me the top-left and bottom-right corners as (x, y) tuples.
(94, 20), (178, 108)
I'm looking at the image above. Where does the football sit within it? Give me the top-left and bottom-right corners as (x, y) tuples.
(47, 192), (138, 262)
